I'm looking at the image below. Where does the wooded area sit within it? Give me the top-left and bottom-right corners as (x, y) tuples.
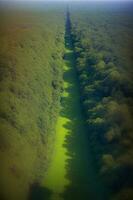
(0, 8), (64, 200)
(70, 7), (133, 200)
(0, 1), (133, 200)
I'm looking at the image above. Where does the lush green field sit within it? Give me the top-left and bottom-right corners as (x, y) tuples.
(0, 7), (64, 200)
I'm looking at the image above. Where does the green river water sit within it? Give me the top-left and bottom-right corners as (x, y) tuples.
(42, 16), (108, 200)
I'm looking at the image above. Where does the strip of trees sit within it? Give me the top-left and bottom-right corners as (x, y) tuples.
(0, 9), (65, 200)
(70, 10), (133, 200)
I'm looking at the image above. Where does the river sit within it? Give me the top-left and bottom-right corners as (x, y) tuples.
(42, 11), (108, 200)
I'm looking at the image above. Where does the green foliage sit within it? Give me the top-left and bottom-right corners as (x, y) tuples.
(70, 8), (133, 200)
(0, 8), (65, 200)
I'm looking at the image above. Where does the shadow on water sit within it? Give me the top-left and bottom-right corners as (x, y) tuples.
(60, 10), (109, 200)
(28, 182), (52, 200)
(29, 10), (109, 200)
(28, 49), (107, 200)
(60, 50), (108, 200)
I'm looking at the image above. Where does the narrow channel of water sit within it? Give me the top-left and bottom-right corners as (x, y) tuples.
(43, 11), (109, 200)
(43, 48), (73, 200)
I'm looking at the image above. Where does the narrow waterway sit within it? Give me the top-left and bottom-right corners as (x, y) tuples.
(43, 11), (108, 200)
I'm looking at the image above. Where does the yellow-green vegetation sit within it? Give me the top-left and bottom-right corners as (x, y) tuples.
(43, 50), (71, 200)
(0, 2), (133, 200)
(0, 7), (64, 200)
(42, 13), (109, 200)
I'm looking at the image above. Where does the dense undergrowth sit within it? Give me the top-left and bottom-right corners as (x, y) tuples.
(70, 7), (133, 200)
(0, 8), (64, 200)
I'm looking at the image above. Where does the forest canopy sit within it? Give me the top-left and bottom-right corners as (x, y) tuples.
(70, 7), (133, 200)
(0, 1), (133, 200)
(0, 7), (65, 200)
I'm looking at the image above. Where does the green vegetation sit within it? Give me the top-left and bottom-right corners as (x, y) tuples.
(42, 48), (72, 200)
(41, 12), (109, 200)
(70, 7), (133, 200)
(0, 2), (133, 200)
(0, 8), (64, 200)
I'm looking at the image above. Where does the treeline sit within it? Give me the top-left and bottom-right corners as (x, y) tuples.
(70, 10), (133, 200)
(0, 8), (64, 200)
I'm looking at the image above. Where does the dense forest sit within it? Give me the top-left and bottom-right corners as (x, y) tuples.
(70, 6), (133, 200)
(0, 7), (64, 200)
(0, 1), (133, 200)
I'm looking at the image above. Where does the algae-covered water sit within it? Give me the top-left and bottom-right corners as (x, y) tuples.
(43, 15), (108, 200)
(43, 48), (73, 200)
